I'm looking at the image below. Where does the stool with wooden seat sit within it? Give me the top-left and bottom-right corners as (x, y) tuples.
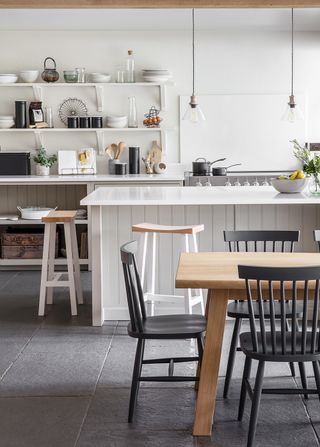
(132, 222), (205, 316)
(38, 210), (83, 317)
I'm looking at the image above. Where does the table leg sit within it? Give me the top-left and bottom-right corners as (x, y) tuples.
(193, 288), (228, 436)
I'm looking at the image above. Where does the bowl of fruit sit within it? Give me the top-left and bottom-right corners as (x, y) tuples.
(271, 170), (309, 193)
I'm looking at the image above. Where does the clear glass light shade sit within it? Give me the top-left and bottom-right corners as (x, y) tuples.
(183, 103), (206, 123)
(281, 98), (304, 123)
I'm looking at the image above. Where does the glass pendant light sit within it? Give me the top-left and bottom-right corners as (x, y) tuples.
(282, 8), (304, 123)
(183, 9), (206, 123)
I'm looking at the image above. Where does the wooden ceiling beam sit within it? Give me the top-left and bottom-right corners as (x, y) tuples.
(1, 0), (320, 9)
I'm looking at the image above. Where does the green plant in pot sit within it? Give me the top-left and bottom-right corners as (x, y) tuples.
(291, 139), (320, 195)
(33, 147), (57, 176)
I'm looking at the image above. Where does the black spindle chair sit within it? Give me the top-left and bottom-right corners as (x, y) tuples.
(121, 241), (206, 423)
(223, 230), (307, 399)
(237, 265), (320, 447)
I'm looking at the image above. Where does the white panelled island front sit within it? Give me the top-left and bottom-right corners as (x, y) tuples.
(81, 186), (320, 325)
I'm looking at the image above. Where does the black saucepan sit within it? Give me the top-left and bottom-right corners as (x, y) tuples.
(192, 157), (226, 176)
(212, 163), (242, 176)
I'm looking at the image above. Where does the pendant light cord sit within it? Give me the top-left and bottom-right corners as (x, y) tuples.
(192, 8), (195, 96)
(291, 8), (294, 97)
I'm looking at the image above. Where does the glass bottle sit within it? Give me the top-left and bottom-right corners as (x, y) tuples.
(75, 67), (86, 83)
(126, 50), (135, 83)
(128, 96), (138, 128)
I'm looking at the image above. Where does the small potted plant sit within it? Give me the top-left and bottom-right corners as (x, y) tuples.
(33, 147), (57, 176)
(292, 139), (320, 195)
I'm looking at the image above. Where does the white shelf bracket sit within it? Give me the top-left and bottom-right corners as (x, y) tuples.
(34, 130), (44, 149)
(159, 129), (168, 159)
(32, 85), (43, 101)
(159, 84), (167, 112)
(96, 130), (105, 155)
(95, 85), (104, 112)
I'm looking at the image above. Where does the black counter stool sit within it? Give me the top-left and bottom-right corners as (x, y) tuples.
(223, 230), (307, 399)
(120, 241), (206, 423)
(237, 265), (320, 447)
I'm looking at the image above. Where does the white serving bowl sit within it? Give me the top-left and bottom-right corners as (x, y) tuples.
(17, 206), (56, 220)
(90, 73), (111, 83)
(0, 74), (18, 84)
(106, 115), (128, 128)
(142, 75), (170, 83)
(271, 177), (309, 193)
(0, 116), (15, 129)
(19, 70), (39, 83)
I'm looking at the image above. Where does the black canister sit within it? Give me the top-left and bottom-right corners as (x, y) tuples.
(79, 116), (90, 128)
(15, 100), (27, 128)
(115, 163), (127, 175)
(91, 116), (103, 128)
(68, 116), (79, 128)
(129, 146), (140, 174)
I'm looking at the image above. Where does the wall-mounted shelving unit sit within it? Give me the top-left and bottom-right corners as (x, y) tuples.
(0, 127), (172, 155)
(0, 81), (173, 112)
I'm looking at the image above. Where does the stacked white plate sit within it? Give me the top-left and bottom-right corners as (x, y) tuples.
(142, 69), (171, 82)
(90, 73), (111, 83)
(0, 116), (15, 129)
(106, 115), (128, 128)
(0, 74), (18, 84)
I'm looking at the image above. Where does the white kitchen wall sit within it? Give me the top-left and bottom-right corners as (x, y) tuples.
(0, 27), (319, 172)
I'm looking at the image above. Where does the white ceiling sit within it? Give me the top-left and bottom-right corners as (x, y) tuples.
(0, 8), (320, 31)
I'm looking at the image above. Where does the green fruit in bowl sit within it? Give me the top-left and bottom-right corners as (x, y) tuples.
(278, 175), (289, 180)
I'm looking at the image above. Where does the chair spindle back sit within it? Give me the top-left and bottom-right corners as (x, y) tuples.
(238, 265), (320, 356)
(224, 230), (300, 253)
(121, 241), (147, 334)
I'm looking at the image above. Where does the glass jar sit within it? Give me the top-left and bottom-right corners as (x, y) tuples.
(309, 174), (320, 195)
(75, 67), (86, 83)
(128, 96), (138, 128)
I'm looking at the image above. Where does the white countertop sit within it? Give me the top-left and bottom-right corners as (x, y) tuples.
(80, 185), (320, 206)
(0, 174), (184, 184)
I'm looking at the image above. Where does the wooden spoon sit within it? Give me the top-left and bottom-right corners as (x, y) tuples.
(111, 143), (118, 159)
(116, 142), (126, 161)
(105, 145), (114, 159)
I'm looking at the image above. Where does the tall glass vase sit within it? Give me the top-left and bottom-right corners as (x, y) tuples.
(309, 174), (320, 195)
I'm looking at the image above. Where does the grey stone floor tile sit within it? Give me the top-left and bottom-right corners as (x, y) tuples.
(77, 428), (197, 447)
(23, 327), (113, 354)
(0, 351), (106, 396)
(0, 396), (89, 447)
(81, 387), (196, 430)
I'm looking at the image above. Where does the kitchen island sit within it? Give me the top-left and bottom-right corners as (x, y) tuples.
(81, 185), (320, 325)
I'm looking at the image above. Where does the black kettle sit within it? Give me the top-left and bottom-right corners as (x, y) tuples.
(41, 57), (59, 83)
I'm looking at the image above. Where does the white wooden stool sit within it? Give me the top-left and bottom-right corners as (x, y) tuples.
(38, 210), (83, 316)
(132, 222), (205, 316)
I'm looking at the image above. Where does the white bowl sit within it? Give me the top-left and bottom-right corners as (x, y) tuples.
(0, 122), (14, 129)
(106, 115), (128, 128)
(0, 74), (18, 84)
(142, 75), (170, 83)
(90, 73), (111, 83)
(271, 177), (309, 193)
(17, 206), (55, 220)
(19, 70), (39, 83)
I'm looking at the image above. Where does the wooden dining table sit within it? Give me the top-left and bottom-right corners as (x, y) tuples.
(175, 251), (320, 437)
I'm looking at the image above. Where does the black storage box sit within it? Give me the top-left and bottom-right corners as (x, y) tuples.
(0, 152), (31, 175)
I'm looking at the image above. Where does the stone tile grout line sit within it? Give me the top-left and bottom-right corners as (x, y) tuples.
(73, 321), (119, 447)
(0, 325), (42, 383)
(293, 375), (320, 446)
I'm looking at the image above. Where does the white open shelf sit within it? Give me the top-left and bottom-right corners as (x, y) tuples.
(0, 258), (89, 266)
(0, 219), (88, 225)
(0, 127), (172, 155)
(0, 81), (173, 112)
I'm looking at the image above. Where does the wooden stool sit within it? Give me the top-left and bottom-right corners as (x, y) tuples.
(132, 222), (205, 316)
(38, 210), (83, 316)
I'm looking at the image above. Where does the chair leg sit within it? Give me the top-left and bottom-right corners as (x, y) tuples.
(38, 222), (51, 316)
(238, 356), (252, 421)
(224, 317), (242, 398)
(128, 339), (145, 423)
(312, 361), (320, 402)
(298, 362), (308, 400)
(247, 361), (265, 447)
(46, 222), (56, 305)
(285, 320), (295, 377)
(197, 336), (204, 365)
